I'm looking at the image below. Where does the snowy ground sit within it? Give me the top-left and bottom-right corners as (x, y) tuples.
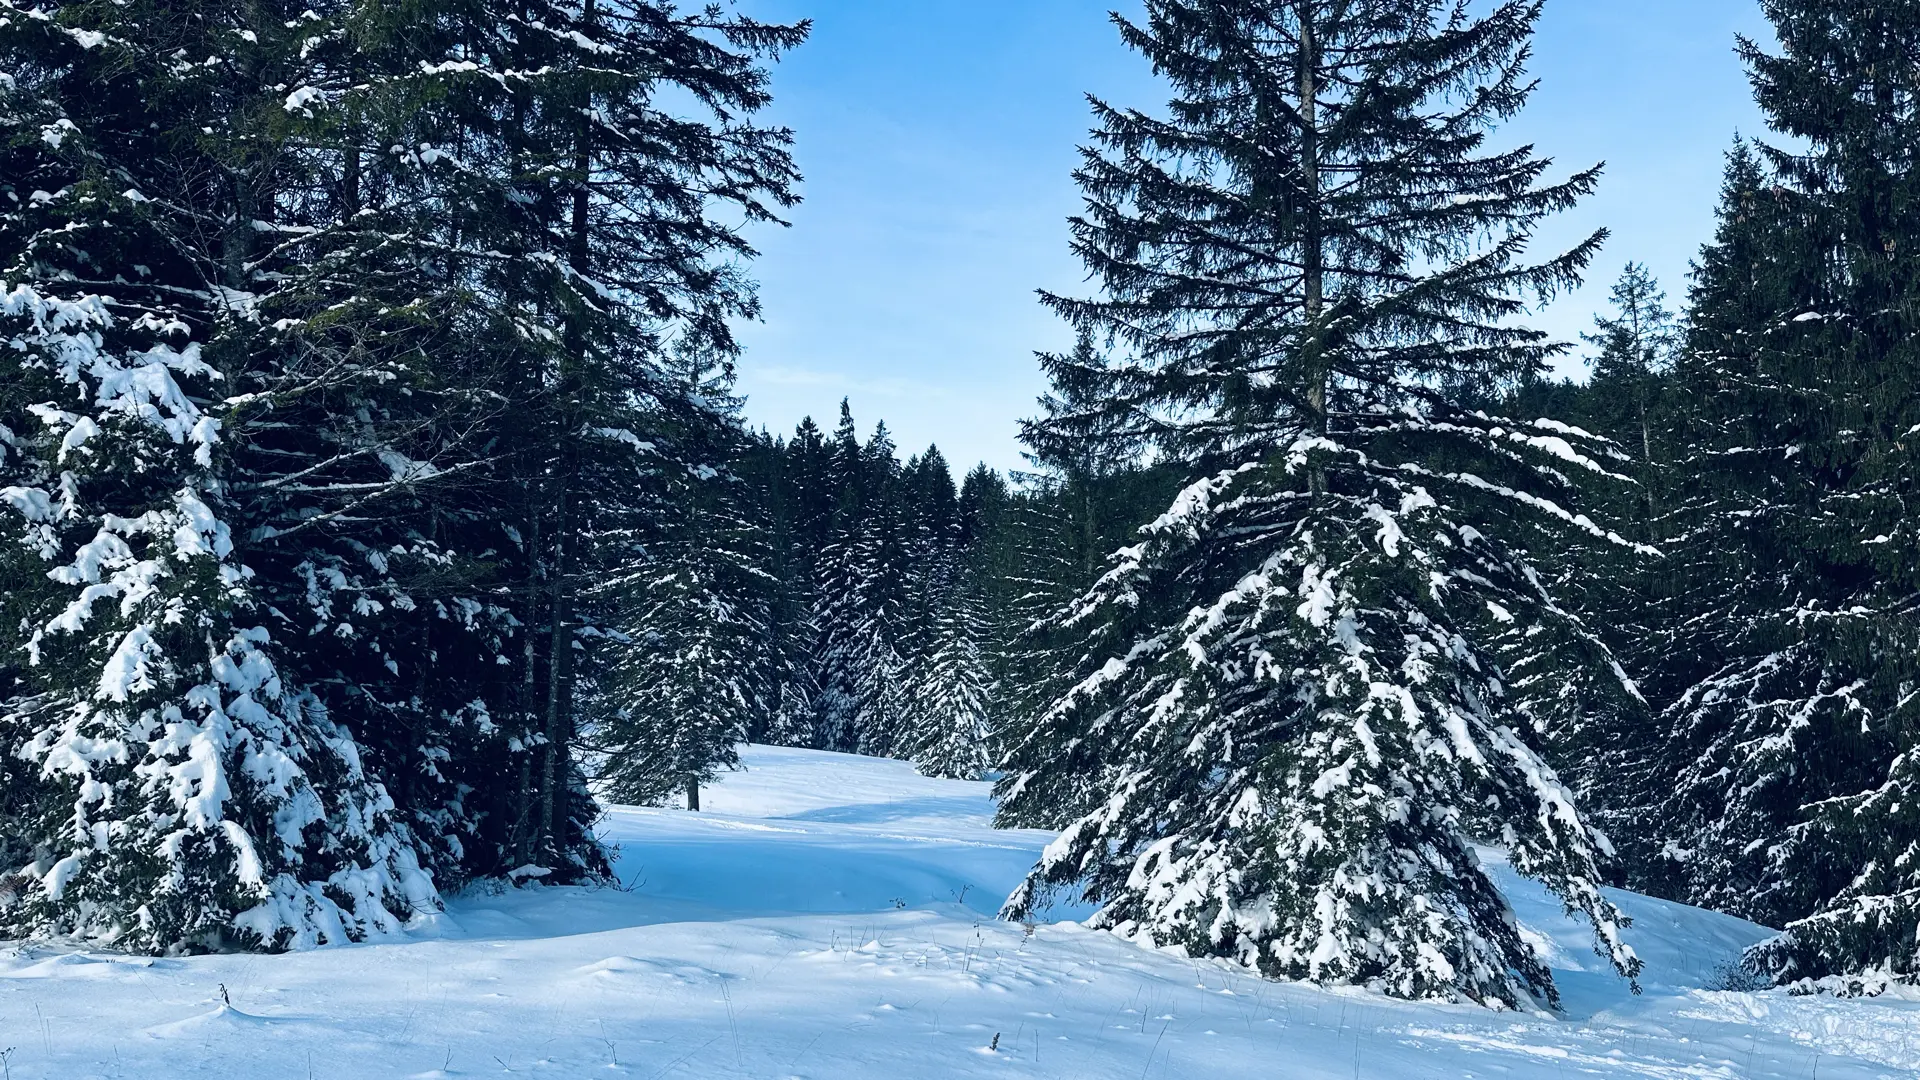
(4, 745), (1918, 1079)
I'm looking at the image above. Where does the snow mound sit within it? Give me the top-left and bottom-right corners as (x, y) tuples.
(0, 744), (1914, 1078)
(143, 1004), (282, 1038)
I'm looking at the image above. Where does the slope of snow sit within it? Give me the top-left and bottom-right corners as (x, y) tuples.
(3, 744), (1918, 1078)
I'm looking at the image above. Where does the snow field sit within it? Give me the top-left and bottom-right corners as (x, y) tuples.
(2, 744), (1917, 1078)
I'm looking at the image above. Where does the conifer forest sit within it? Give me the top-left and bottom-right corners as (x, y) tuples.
(8, 0), (1920, 1074)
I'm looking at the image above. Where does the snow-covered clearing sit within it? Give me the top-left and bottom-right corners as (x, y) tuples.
(3, 745), (1915, 1079)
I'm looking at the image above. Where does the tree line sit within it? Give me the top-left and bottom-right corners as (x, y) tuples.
(701, 396), (1183, 786)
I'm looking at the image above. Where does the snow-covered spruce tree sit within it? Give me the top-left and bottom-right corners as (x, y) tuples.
(900, 568), (996, 781)
(586, 372), (763, 810)
(0, 0), (439, 950)
(997, 0), (1645, 1008)
(1649, 2), (1920, 989)
(734, 424), (825, 746)
(806, 403), (870, 752)
(0, 0), (805, 946)
(898, 447), (960, 664)
(844, 424), (917, 759)
(220, 0), (550, 894)
(1003, 333), (1189, 749)
(808, 408), (919, 756)
(846, 578), (910, 759)
(953, 464), (1028, 718)
(1637, 143), (1839, 923)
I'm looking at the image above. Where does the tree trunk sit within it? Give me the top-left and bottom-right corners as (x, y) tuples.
(536, 0), (597, 862)
(1637, 381), (1657, 540)
(538, 508), (573, 859)
(686, 778), (701, 812)
(1296, 5), (1330, 502)
(1298, 4), (1325, 435)
(343, 110), (361, 219)
(515, 514), (542, 868)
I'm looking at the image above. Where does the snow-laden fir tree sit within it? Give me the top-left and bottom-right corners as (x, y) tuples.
(469, 0), (796, 872)
(590, 513), (757, 810)
(229, 0), (550, 894)
(808, 409), (922, 756)
(953, 464), (1029, 714)
(733, 425), (823, 748)
(846, 574), (911, 759)
(1635, 144), (1838, 926)
(900, 557), (997, 780)
(587, 372), (765, 811)
(1493, 265), (1675, 888)
(898, 447), (962, 666)
(844, 424), (916, 759)
(293, 0), (803, 874)
(808, 404), (873, 752)
(1005, 333), (1187, 745)
(997, 0), (1645, 1008)
(0, 0), (440, 948)
(1650, 1), (1920, 989)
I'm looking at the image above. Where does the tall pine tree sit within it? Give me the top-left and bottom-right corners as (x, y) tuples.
(997, 0), (1643, 1008)
(1652, 1), (1920, 989)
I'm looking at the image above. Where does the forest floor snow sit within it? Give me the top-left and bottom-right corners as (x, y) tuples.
(3, 744), (1917, 1078)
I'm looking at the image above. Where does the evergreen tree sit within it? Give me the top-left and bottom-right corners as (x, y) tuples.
(1495, 265), (1677, 881)
(435, 0), (802, 873)
(997, 0), (1642, 1008)
(957, 463), (1050, 751)
(1585, 264), (1678, 382)
(1012, 332), (1191, 748)
(0, 0), (440, 949)
(1650, 1), (1920, 988)
(810, 402), (875, 752)
(846, 425), (912, 758)
(590, 398), (759, 810)
(1581, 263), (1675, 535)
(735, 426), (821, 747)
(802, 410), (929, 757)
(897, 445), (961, 705)
(900, 570), (997, 781)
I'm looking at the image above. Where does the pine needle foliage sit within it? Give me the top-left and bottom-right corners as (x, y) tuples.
(1649, 0), (1920, 989)
(900, 560), (997, 781)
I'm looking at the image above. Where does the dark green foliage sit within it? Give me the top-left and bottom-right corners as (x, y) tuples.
(738, 403), (1005, 773)
(587, 386), (761, 808)
(1580, 263), (1676, 538)
(0, 0), (444, 950)
(1644, 1), (1920, 987)
(1522, 1), (1920, 992)
(0, 0), (804, 949)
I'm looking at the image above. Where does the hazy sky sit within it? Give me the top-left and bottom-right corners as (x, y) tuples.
(726, 0), (1775, 474)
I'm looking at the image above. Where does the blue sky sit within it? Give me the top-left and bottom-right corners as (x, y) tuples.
(727, 0), (1775, 474)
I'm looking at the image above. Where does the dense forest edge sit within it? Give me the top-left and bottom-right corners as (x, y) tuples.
(2, 0), (1919, 1014)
